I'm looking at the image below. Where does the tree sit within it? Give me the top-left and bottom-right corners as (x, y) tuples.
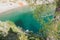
(56, 0), (60, 8)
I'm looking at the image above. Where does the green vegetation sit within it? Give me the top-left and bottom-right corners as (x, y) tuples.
(0, 21), (28, 40)
(0, 0), (60, 40)
(0, 21), (41, 40)
(56, 0), (60, 8)
(26, 0), (60, 40)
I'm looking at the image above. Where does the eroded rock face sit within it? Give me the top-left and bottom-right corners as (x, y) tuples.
(0, 21), (28, 40)
(0, 28), (19, 40)
(0, 21), (10, 37)
(0, 21), (19, 40)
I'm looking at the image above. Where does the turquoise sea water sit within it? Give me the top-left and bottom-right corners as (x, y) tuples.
(0, 6), (56, 33)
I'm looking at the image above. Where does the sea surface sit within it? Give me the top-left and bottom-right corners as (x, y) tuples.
(0, 6), (56, 33)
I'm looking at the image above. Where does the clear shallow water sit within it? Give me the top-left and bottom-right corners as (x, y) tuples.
(0, 6), (55, 33)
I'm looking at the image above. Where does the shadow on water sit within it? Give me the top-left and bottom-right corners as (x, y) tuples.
(0, 6), (41, 33)
(15, 12), (41, 33)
